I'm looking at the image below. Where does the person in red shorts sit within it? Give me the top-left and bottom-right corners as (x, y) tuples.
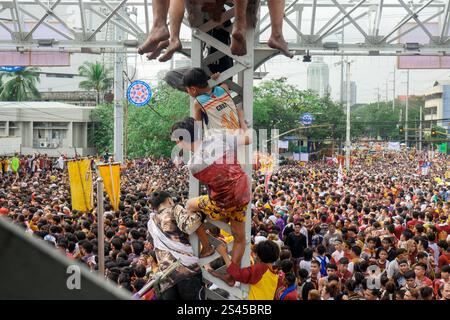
(171, 117), (251, 268)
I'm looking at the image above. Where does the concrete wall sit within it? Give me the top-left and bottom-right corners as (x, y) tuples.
(0, 137), (21, 155)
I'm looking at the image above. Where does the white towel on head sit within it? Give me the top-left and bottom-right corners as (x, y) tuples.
(147, 212), (199, 267)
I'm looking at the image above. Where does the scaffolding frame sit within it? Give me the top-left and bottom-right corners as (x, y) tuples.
(0, 1), (449, 55)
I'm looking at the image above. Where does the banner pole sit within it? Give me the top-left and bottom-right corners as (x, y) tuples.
(108, 163), (117, 212)
(97, 177), (105, 277)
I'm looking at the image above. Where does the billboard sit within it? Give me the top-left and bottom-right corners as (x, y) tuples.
(397, 22), (450, 69)
(0, 22), (70, 66)
(0, 51), (70, 66)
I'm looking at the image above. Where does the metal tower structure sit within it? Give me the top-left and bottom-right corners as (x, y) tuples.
(0, 1), (449, 55)
(2, 0), (450, 299)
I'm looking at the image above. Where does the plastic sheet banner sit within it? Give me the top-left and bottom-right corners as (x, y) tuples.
(397, 22), (450, 69)
(388, 142), (401, 151)
(278, 140), (289, 149)
(98, 163), (121, 212)
(67, 159), (93, 212)
(0, 52), (70, 66)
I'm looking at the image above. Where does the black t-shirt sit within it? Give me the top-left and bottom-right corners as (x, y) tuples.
(387, 247), (397, 262)
(283, 224), (294, 239)
(284, 232), (307, 258)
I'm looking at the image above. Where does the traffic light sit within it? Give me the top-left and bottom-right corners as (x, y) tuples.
(431, 128), (437, 137)
(399, 126), (404, 134)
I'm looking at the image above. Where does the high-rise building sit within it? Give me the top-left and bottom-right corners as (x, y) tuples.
(424, 80), (450, 133)
(343, 81), (357, 106)
(307, 57), (330, 98)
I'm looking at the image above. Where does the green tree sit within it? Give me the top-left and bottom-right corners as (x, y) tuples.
(351, 96), (424, 141)
(78, 61), (113, 104)
(89, 82), (189, 158)
(126, 82), (190, 158)
(253, 78), (345, 150)
(0, 67), (41, 101)
(89, 102), (114, 154)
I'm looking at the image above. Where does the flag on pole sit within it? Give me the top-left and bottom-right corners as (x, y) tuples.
(98, 163), (121, 212)
(67, 159), (93, 212)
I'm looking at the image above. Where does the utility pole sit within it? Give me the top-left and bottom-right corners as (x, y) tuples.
(419, 105), (423, 152)
(377, 86), (380, 109)
(392, 64), (396, 112)
(385, 81), (388, 103)
(345, 59), (353, 171)
(405, 69), (410, 147)
(340, 19), (345, 105)
(113, 7), (126, 163)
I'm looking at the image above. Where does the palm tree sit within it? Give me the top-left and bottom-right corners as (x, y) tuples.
(78, 61), (113, 104)
(0, 67), (41, 101)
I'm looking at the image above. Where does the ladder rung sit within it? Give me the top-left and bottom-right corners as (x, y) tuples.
(206, 219), (232, 234)
(198, 240), (233, 266)
(205, 288), (232, 300)
(201, 267), (244, 299)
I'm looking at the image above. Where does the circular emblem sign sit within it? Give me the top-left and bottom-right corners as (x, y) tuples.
(127, 80), (152, 107)
(300, 112), (314, 126)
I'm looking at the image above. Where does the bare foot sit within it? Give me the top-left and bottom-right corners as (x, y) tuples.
(200, 244), (215, 258)
(231, 29), (247, 56)
(208, 269), (236, 287)
(158, 39), (182, 62)
(146, 40), (170, 60)
(268, 35), (293, 58)
(138, 25), (170, 55)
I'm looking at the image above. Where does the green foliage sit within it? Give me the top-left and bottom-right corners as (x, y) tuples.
(90, 82), (189, 158)
(0, 67), (41, 101)
(253, 78), (346, 143)
(351, 96), (424, 140)
(89, 103), (114, 155)
(78, 61), (113, 104)
(426, 125), (448, 141)
(126, 82), (190, 158)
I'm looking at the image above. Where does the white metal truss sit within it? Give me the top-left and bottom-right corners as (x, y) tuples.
(0, 0), (449, 57)
(187, 3), (254, 300)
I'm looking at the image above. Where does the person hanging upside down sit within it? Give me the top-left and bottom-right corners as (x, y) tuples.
(138, 0), (293, 60)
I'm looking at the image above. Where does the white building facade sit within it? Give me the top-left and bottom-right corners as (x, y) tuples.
(424, 80), (450, 132)
(307, 57), (330, 98)
(0, 102), (96, 157)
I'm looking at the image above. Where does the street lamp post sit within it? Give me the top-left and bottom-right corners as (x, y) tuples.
(405, 69), (410, 147)
(345, 60), (352, 171)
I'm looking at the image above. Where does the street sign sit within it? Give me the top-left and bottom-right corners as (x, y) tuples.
(127, 80), (152, 107)
(0, 66), (25, 72)
(300, 112), (314, 125)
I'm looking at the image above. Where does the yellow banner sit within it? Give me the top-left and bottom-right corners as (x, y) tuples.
(98, 163), (120, 212)
(67, 159), (93, 212)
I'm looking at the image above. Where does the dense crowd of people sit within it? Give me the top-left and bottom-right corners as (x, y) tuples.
(0, 148), (449, 300)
